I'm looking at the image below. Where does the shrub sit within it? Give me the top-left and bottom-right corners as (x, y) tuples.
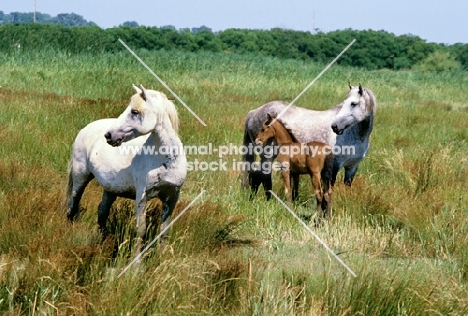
(414, 50), (461, 72)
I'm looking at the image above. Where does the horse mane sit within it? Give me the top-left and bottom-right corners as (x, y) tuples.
(268, 115), (301, 143)
(133, 90), (180, 134)
(269, 118), (297, 143)
(149, 90), (180, 134)
(286, 127), (300, 143)
(363, 87), (377, 113)
(347, 86), (377, 114)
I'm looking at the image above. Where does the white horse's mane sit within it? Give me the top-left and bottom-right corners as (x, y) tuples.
(152, 90), (179, 134)
(132, 88), (180, 135)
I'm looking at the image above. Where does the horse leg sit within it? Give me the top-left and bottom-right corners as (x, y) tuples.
(97, 190), (117, 238)
(249, 170), (273, 201)
(262, 171), (273, 201)
(260, 155), (273, 201)
(241, 129), (255, 189)
(321, 152), (334, 218)
(291, 173), (300, 201)
(281, 169), (292, 203)
(310, 171), (324, 225)
(331, 159), (341, 187)
(248, 171), (261, 200)
(134, 190), (148, 258)
(344, 164), (359, 186)
(321, 181), (333, 219)
(160, 189), (180, 252)
(67, 173), (93, 222)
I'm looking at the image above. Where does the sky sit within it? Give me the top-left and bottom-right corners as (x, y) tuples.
(2, 0), (467, 45)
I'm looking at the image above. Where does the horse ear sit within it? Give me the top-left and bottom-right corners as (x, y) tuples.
(139, 85), (148, 101)
(132, 84), (142, 94)
(358, 84), (363, 96)
(348, 81), (352, 90)
(266, 112), (277, 121)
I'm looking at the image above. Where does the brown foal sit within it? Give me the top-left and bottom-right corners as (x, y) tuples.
(255, 114), (333, 222)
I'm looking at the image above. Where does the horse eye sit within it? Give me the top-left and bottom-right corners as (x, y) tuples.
(351, 102), (358, 107)
(131, 109), (140, 115)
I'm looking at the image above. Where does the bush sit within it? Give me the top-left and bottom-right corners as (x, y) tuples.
(414, 50), (461, 72)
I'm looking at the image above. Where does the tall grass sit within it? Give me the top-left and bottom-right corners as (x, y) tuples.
(1, 47), (468, 314)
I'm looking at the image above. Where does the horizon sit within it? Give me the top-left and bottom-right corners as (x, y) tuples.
(1, 0), (466, 45)
(0, 9), (464, 46)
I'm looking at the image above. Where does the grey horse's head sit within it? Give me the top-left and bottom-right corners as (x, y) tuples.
(331, 84), (376, 135)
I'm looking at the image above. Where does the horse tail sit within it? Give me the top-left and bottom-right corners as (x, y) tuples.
(241, 120), (255, 188)
(63, 159), (73, 212)
(321, 151), (334, 189)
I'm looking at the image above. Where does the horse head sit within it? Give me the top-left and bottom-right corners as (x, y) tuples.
(105, 85), (177, 147)
(331, 84), (376, 135)
(255, 113), (276, 146)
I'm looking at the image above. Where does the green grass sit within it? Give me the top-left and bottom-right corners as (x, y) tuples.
(1, 48), (468, 315)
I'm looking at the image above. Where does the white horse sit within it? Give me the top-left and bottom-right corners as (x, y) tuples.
(242, 84), (376, 199)
(331, 84), (376, 186)
(65, 85), (187, 253)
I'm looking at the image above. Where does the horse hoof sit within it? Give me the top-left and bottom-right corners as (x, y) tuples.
(314, 217), (324, 228)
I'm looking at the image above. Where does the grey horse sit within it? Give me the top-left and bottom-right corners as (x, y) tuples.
(242, 84), (376, 200)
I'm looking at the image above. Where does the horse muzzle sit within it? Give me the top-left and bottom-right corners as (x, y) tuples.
(104, 132), (123, 147)
(331, 124), (344, 135)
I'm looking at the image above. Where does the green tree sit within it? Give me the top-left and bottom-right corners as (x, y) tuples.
(51, 13), (95, 26)
(175, 29), (198, 52)
(254, 30), (277, 55)
(452, 43), (468, 70)
(219, 29), (248, 52)
(414, 50), (460, 72)
(1, 22), (465, 71)
(194, 30), (222, 52)
(121, 21), (139, 28)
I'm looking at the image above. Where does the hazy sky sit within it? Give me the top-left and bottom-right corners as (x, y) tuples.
(2, 0), (467, 44)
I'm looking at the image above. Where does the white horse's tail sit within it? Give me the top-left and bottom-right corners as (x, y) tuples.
(62, 160), (73, 213)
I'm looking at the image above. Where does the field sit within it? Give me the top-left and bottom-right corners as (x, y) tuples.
(1, 48), (468, 315)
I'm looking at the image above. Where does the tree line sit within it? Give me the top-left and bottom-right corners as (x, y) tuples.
(0, 22), (467, 71)
(0, 11), (95, 26)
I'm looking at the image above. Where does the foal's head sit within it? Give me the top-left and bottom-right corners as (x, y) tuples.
(255, 113), (277, 146)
